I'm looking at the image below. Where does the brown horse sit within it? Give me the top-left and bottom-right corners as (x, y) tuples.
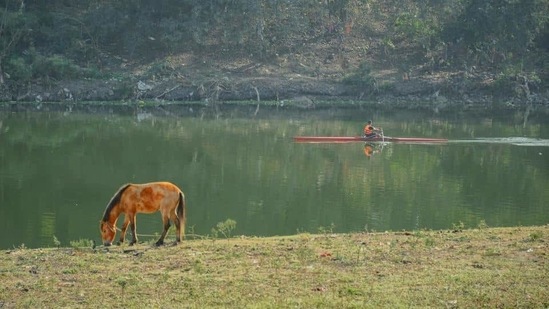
(100, 182), (186, 246)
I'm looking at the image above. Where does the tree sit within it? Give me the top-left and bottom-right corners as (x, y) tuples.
(0, 0), (31, 84)
(442, 0), (549, 67)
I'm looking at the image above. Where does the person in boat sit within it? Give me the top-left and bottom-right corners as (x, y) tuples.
(363, 120), (382, 139)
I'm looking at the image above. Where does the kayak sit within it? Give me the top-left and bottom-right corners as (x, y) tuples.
(293, 136), (448, 143)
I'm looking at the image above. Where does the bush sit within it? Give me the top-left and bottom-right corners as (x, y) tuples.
(5, 56), (33, 83)
(342, 61), (376, 91)
(5, 51), (102, 83)
(33, 54), (83, 80)
(211, 219), (237, 239)
(70, 238), (95, 248)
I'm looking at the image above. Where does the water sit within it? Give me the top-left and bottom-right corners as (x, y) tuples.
(1, 108), (548, 249)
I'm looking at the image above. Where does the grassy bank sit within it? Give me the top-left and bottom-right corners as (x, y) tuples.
(1, 226), (547, 308)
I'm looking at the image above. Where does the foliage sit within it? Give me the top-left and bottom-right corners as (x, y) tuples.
(52, 235), (61, 248)
(477, 219), (489, 229)
(492, 73), (517, 97)
(491, 69), (542, 98)
(69, 238), (95, 248)
(317, 223), (336, 235)
(211, 218), (237, 239)
(0, 2), (34, 55)
(32, 54), (84, 80)
(441, 0), (549, 68)
(452, 221), (465, 232)
(0, 0), (548, 90)
(0, 1), (34, 83)
(342, 61), (376, 90)
(4, 51), (97, 83)
(528, 231), (543, 241)
(393, 11), (438, 49)
(4, 56), (32, 82)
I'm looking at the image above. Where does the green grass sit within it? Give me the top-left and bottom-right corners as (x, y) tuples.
(0, 226), (548, 308)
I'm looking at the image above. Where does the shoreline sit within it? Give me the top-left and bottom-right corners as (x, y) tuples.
(2, 99), (549, 120)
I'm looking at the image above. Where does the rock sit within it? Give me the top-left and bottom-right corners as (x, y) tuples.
(137, 81), (153, 91)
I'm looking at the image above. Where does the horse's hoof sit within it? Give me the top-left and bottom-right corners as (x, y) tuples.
(155, 241), (164, 247)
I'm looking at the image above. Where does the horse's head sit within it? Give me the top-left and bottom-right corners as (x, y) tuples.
(100, 221), (116, 246)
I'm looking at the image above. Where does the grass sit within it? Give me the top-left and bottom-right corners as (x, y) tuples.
(0, 226), (547, 308)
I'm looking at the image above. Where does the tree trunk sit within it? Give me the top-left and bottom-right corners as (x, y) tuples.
(0, 58), (4, 84)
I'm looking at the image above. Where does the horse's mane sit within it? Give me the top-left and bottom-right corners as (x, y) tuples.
(102, 184), (132, 222)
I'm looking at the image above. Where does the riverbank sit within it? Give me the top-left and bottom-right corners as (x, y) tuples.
(1, 225), (547, 308)
(2, 51), (549, 118)
(2, 99), (549, 122)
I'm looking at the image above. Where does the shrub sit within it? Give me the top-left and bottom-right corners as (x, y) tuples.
(5, 51), (100, 83)
(342, 61), (376, 91)
(32, 54), (83, 80)
(70, 238), (95, 248)
(5, 56), (33, 82)
(211, 219), (237, 239)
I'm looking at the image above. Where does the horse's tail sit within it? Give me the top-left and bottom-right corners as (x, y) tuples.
(177, 191), (186, 239)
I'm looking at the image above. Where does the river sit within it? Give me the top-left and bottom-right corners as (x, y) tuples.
(0, 107), (548, 249)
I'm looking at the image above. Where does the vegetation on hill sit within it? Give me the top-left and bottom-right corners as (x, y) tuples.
(1, 0), (548, 110)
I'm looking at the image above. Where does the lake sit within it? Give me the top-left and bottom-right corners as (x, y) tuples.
(1, 107), (548, 249)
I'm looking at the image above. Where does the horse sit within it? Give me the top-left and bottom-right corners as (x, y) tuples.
(100, 182), (186, 246)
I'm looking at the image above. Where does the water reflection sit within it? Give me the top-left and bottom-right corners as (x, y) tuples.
(0, 110), (548, 249)
(451, 137), (549, 147)
(363, 143), (384, 159)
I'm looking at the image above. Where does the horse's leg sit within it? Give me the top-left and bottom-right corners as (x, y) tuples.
(129, 215), (138, 245)
(155, 215), (171, 246)
(172, 213), (182, 243)
(118, 215), (130, 245)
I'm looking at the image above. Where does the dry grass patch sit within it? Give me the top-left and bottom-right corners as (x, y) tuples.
(0, 226), (547, 308)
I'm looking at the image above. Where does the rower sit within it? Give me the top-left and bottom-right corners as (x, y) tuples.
(363, 120), (382, 138)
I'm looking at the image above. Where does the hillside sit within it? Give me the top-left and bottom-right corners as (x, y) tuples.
(1, 1), (548, 114)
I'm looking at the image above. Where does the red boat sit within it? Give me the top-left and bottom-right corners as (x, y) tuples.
(293, 136), (448, 143)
